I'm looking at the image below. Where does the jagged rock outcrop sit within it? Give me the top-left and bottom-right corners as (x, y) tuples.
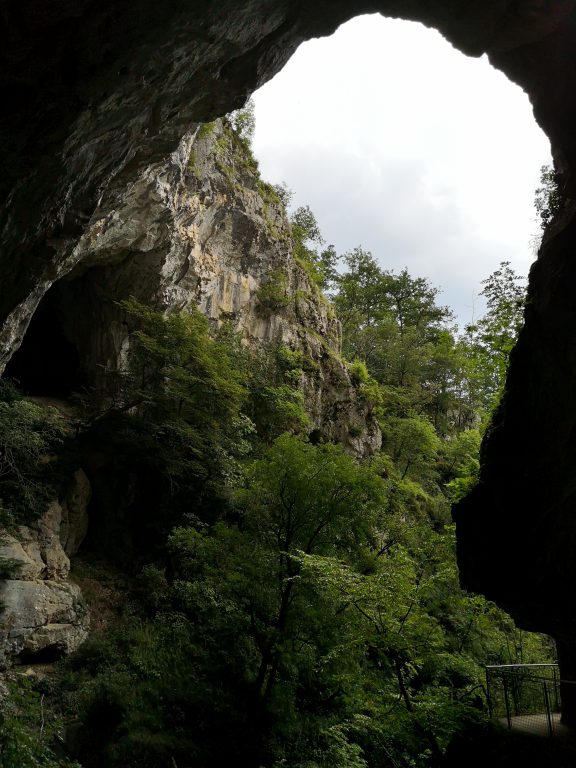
(0, 470), (91, 664)
(4, 0), (576, 726)
(4, 120), (381, 455)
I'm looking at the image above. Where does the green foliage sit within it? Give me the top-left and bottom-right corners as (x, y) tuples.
(8, 199), (547, 768)
(229, 98), (256, 147)
(0, 379), (22, 404)
(255, 180), (289, 240)
(346, 360), (384, 416)
(62, 437), (387, 767)
(116, 299), (246, 433)
(256, 178), (283, 208)
(0, 676), (81, 768)
(442, 430), (481, 501)
(272, 182), (294, 210)
(276, 345), (318, 375)
(335, 248), (451, 341)
(63, 416), (551, 768)
(236, 434), (386, 554)
(334, 249), (464, 433)
(290, 206), (339, 291)
(197, 121), (216, 141)
(0, 385), (67, 527)
(256, 269), (290, 313)
(384, 412), (441, 483)
(347, 359), (370, 386)
(257, 385), (310, 437)
(297, 524), (551, 759)
(80, 299), (253, 535)
(241, 344), (321, 441)
(534, 164), (562, 230)
(464, 262), (526, 412)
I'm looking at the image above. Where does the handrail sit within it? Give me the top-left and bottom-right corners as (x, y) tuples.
(486, 661), (558, 669)
(486, 663), (576, 686)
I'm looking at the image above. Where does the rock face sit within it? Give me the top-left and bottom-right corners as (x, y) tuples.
(0, 470), (91, 664)
(5, 120), (381, 455)
(3, 0), (576, 722)
(1, 580), (87, 662)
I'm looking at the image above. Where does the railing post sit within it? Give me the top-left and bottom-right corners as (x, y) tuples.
(502, 673), (512, 730)
(553, 666), (560, 712)
(543, 681), (554, 736)
(486, 668), (493, 719)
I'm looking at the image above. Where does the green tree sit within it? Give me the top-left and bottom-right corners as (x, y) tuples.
(272, 181), (293, 210)
(81, 299), (253, 534)
(534, 163), (562, 230)
(0, 676), (81, 768)
(232, 435), (385, 696)
(334, 250), (466, 432)
(463, 261), (526, 412)
(229, 98), (256, 147)
(290, 205), (339, 291)
(164, 436), (387, 765)
(0, 381), (67, 526)
(384, 413), (440, 483)
(298, 522), (552, 763)
(243, 344), (311, 442)
(119, 298), (246, 425)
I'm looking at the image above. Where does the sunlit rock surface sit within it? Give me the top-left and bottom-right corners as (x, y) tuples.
(0, 470), (91, 663)
(4, 120), (380, 455)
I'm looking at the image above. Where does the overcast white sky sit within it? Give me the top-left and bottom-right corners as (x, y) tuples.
(252, 14), (552, 326)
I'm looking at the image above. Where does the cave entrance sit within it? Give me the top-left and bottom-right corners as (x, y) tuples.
(251, 14), (552, 324)
(18, 642), (68, 665)
(4, 282), (83, 398)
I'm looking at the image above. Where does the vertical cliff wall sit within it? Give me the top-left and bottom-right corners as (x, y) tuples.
(4, 119), (381, 456)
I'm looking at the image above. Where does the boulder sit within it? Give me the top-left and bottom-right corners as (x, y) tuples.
(0, 579), (88, 662)
(0, 533), (44, 581)
(33, 501), (71, 579)
(0, 468), (91, 663)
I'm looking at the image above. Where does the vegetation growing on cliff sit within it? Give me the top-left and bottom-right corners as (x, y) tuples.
(0, 381), (68, 527)
(534, 164), (563, 230)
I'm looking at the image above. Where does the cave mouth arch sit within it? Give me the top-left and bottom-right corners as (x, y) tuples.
(3, 265), (131, 401)
(4, 283), (83, 398)
(251, 13), (552, 325)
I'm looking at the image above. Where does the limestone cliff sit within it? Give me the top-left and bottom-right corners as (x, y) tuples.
(4, 119), (381, 457)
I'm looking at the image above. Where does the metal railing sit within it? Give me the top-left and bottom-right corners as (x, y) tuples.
(486, 664), (560, 737)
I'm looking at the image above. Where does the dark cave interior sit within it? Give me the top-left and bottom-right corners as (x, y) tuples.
(4, 284), (83, 398)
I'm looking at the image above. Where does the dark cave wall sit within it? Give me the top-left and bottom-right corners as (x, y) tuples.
(4, 0), (576, 710)
(454, 207), (576, 639)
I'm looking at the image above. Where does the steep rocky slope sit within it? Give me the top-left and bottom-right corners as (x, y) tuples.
(4, 118), (381, 456)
